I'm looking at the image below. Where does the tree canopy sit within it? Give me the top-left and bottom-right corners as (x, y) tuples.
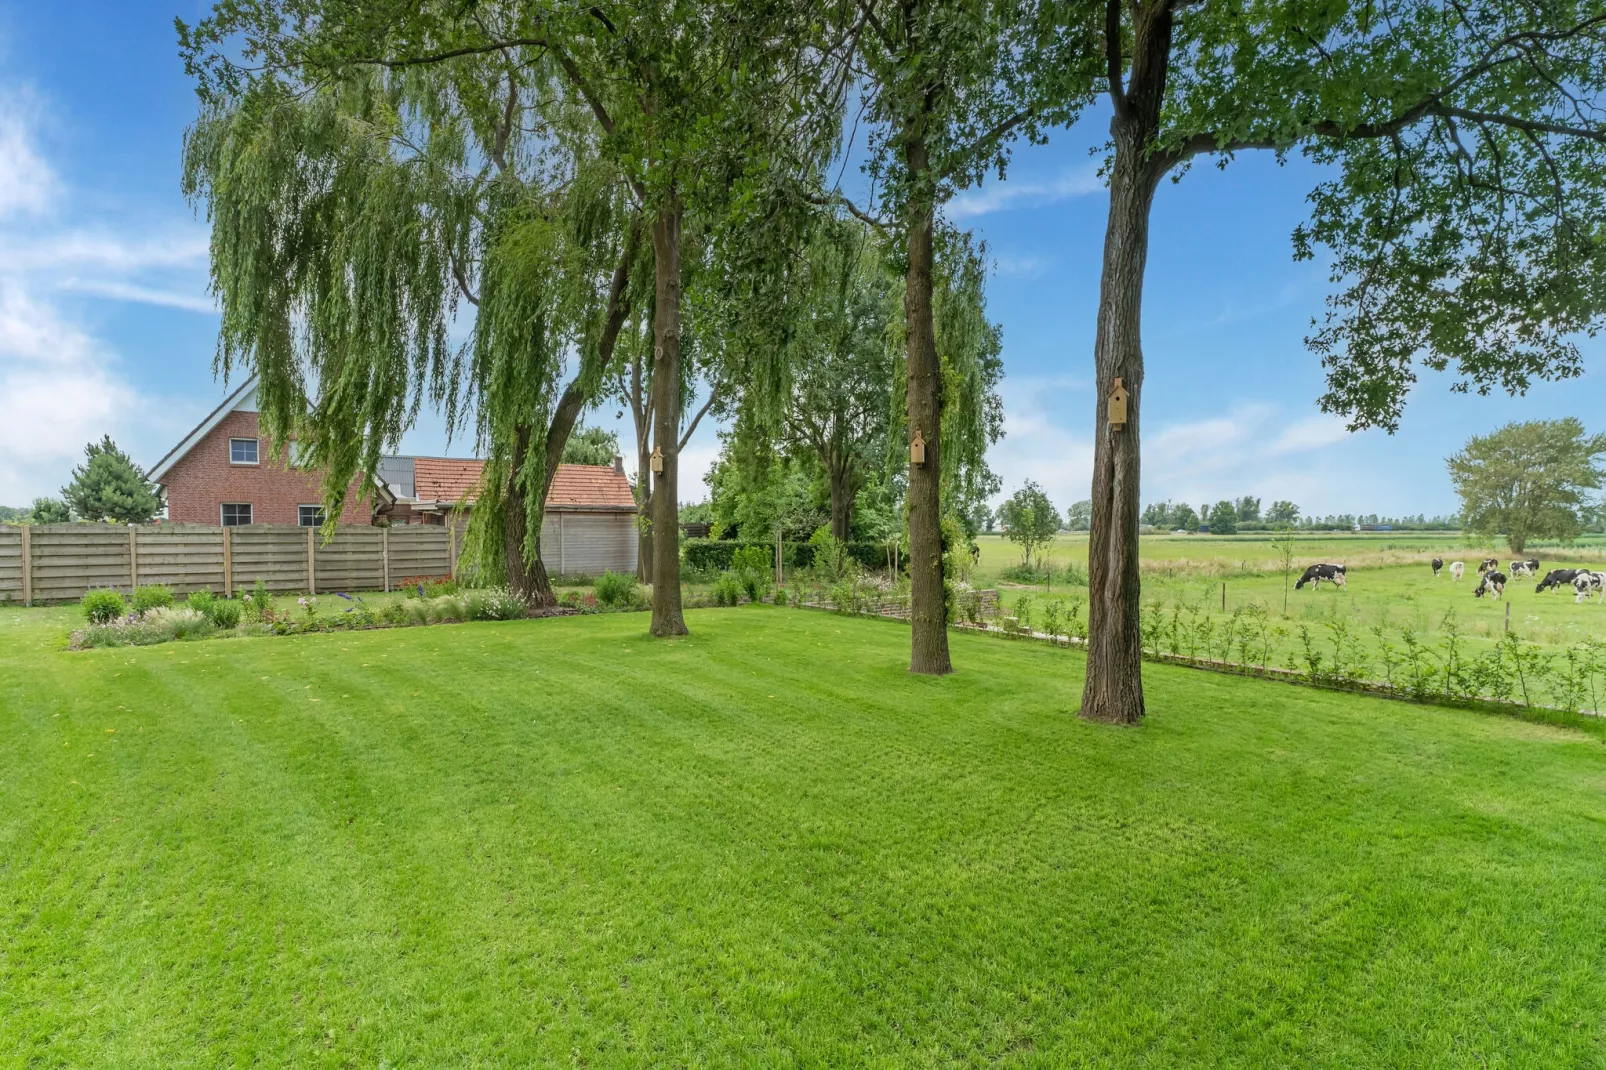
(999, 481), (1062, 567)
(1448, 419), (1606, 552)
(62, 437), (160, 524)
(562, 425), (622, 468)
(1076, 0), (1606, 722)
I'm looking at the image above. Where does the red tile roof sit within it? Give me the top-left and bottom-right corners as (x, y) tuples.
(548, 464), (636, 509)
(414, 457), (486, 503)
(410, 457), (635, 509)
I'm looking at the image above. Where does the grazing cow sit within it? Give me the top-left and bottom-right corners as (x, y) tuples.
(1474, 571), (1507, 599)
(1574, 571), (1606, 603)
(1295, 563), (1348, 590)
(1431, 557), (1444, 576)
(1449, 561), (1465, 580)
(1536, 569), (1581, 593)
(1509, 559), (1540, 578)
(1478, 558), (1500, 574)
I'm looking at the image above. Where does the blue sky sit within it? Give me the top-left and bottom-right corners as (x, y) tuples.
(2, 2), (1600, 517)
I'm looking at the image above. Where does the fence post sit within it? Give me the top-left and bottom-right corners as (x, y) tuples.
(1505, 601), (1511, 632)
(448, 519), (458, 580)
(20, 524), (31, 607)
(222, 528), (233, 597)
(307, 527), (317, 594)
(382, 527), (390, 592)
(1221, 583), (1226, 612)
(129, 525), (139, 590)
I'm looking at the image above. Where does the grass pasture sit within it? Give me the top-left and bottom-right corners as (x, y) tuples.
(975, 532), (1606, 676)
(4, 604), (1606, 1065)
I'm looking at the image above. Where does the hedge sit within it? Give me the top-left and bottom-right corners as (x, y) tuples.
(682, 539), (902, 573)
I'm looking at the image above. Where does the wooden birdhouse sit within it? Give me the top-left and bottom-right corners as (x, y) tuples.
(1108, 377), (1129, 431)
(650, 445), (664, 475)
(910, 429), (926, 466)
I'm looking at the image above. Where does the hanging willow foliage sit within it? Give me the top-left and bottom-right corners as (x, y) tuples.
(183, 64), (639, 602)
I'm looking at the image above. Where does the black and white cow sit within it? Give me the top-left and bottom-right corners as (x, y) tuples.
(1431, 557), (1444, 576)
(1474, 571), (1507, 599)
(1536, 569), (1582, 593)
(1295, 563), (1348, 590)
(1478, 558), (1500, 574)
(1574, 571), (1606, 603)
(1509, 559), (1540, 578)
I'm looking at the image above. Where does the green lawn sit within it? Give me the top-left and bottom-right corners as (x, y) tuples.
(4, 606), (1606, 1065)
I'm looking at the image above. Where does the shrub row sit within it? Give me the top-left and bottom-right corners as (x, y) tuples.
(682, 539), (899, 574)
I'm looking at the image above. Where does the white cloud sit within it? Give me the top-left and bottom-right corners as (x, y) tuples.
(948, 167), (1103, 220)
(993, 253), (1052, 279)
(985, 387), (1376, 516)
(0, 87), (212, 503)
(0, 90), (54, 219)
(57, 278), (217, 314)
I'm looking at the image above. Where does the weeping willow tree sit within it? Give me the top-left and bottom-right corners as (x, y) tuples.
(181, 59), (639, 607)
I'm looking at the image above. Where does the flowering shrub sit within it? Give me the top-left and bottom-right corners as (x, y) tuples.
(297, 595), (318, 620)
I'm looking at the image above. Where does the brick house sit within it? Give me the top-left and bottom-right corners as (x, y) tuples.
(149, 377), (386, 527)
(152, 376), (640, 574)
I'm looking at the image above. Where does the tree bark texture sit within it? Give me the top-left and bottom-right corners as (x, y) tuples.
(1081, 4), (1175, 723)
(904, 169), (952, 675)
(649, 200), (688, 636)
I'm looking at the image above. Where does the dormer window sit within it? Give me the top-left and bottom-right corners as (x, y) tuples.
(230, 438), (259, 465)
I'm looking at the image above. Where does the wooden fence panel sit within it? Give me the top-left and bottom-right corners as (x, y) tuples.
(0, 528), (21, 603)
(315, 527), (385, 592)
(30, 525), (134, 601)
(135, 526), (226, 594)
(228, 526), (311, 593)
(388, 527), (451, 581)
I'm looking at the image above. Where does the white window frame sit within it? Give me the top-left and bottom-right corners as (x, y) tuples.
(298, 504), (326, 527)
(220, 502), (253, 527)
(229, 437), (260, 465)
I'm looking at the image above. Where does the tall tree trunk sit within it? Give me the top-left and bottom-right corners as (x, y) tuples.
(1081, 10), (1174, 723)
(636, 453), (654, 583)
(649, 199), (688, 636)
(829, 454), (853, 541)
(503, 425), (556, 606)
(503, 220), (638, 607)
(904, 140), (951, 675)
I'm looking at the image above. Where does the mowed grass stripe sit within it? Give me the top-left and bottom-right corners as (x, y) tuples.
(2, 608), (1606, 1066)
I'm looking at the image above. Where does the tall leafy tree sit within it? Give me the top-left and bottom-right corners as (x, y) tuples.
(999, 480), (1062, 566)
(62, 436), (160, 524)
(179, 22), (641, 608)
(1449, 419), (1606, 552)
(783, 215), (896, 540)
(831, 0), (1097, 674)
(181, 0), (837, 635)
(1077, 0), (1606, 721)
(562, 425), (622, 467)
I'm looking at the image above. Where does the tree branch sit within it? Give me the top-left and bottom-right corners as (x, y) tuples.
(679, 385), (721, 452)
(805, 189), (891, 232)
(1106, 0), (1129, 120)
(940, 108), (1036, 180)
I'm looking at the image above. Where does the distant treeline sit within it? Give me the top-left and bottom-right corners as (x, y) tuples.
(1139, 498), (1460, 533)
